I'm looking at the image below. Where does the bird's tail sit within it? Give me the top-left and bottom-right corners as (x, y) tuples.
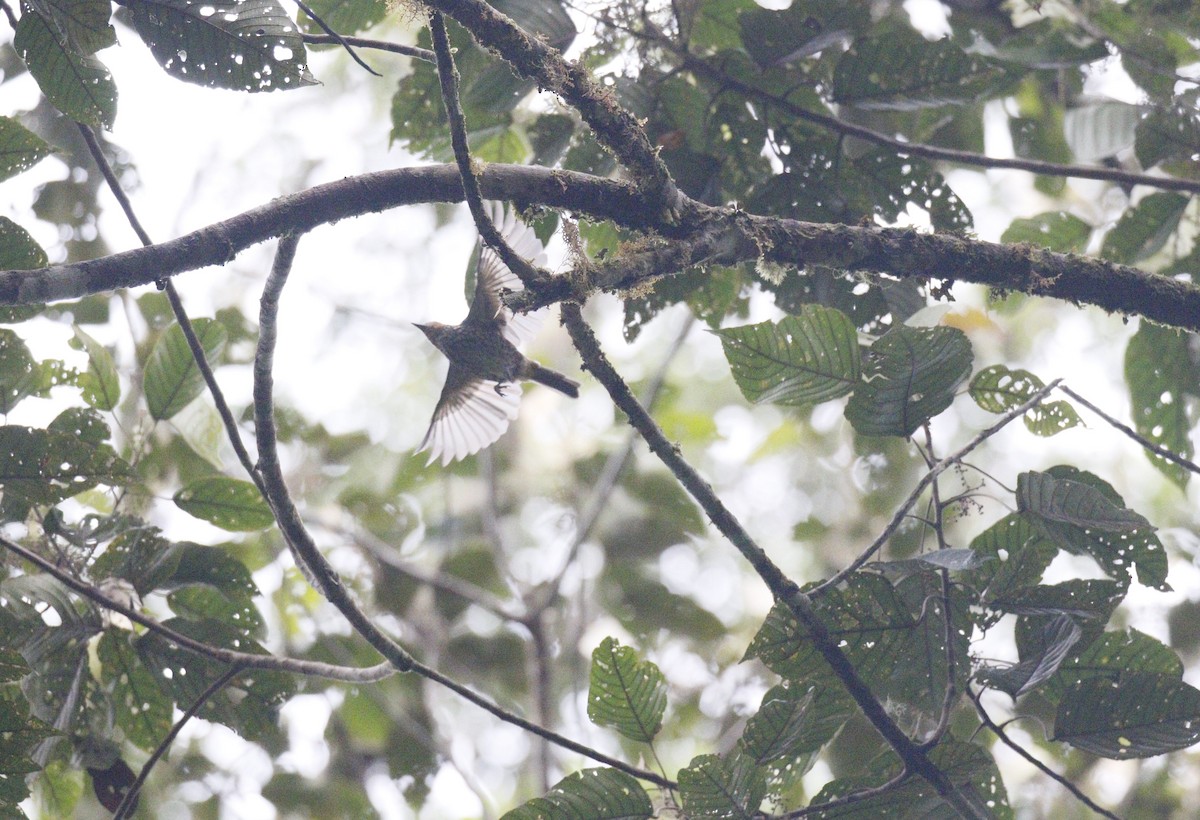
(529, 362), (580, 398)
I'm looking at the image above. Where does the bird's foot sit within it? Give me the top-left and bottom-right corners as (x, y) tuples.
(494, 382), (509, 397)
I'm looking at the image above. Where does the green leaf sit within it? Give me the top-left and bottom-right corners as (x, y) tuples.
(833, 31), (1017, 110)
(678, 752), (767, 819)
(70, 326), (120, 411)
(740, 683), (854, 764)
(98, 631), (173, 750)
(965, 514), (1057, 620)
(501, 768), (652, 820)
(1135, 105), (1200, 171)
(144, 319), (227, 420)
(0, 217), (49, 270)
(35, 0), (117, 54)
(807, 739), (1008, 818)
(174, 476), (274, 531)
(125, 0), (316, 92)
(0, 425), (131, 507)
(1000, 211), (1092, 253)
(48, 407), (110, 445)
(1018, 469), (1152, 532)
(0, 117), (53, 183)
(587, 636), (667, 743)
(716, 306), (861, 406)
(14, 8), (117, 129)
(1125, 322), (1199, 489)
(159, 543), (265, 638)
(1022, 467), (1168, 590)
(968, 365), (1081, 436)
(845, 325), (973, 438)
(1100, 192), (1190, 264)
(0, 329), (41, 414)
(1046, 629), (1183, 703)
(1054, 673), (1200, 758)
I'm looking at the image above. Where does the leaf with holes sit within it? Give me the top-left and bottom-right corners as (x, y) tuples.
(833, 30), (1017, 110)
(587, 636), (666, 743)
(740, 683), (854, 764)
(0, 118), (53, 183)
(0, 218), (48, 272)
(14, 9), (117, 128)
(1017, 467), (1168, 590)
(969, 365), (1080, 436)
(501, 768), (652, 820)
(144, 319), (227, 420)
(0, 330), (41, 415)
(0, 425), (131, 507)
(98, 632), (172, 750)
(1055, 673), (1200, 758)
(717, 306), (860, 406)
(1000, 211), (1092, 253)
(70, 326), (120, 411)
(174, 477), (274, 531)
(125, 0), (315, 92)
(1101, 192), (1189, 264)
(845, 325), (973, 438)
(1125, 323), (1199, 490)
(679, 752), (767, 819)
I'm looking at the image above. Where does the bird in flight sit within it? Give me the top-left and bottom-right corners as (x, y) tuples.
(416, 204), (579, 466)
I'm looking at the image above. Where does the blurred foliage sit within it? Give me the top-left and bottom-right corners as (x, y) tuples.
(1, 0), (1200, 817)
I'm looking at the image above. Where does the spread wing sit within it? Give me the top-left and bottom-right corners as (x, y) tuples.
(465, 202), (549, 348)
(417, 362), (522, 466)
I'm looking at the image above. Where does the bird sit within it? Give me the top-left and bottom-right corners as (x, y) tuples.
(416, 203), (580, 466)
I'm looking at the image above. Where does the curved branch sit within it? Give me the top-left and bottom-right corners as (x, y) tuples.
(3, 165), (1198, 332)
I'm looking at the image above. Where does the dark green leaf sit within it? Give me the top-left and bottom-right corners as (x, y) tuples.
(1018, 470), (1152, 532)
(845, 325), (973, 438)
(1125, 323), (1199, 489)
(1046, 629), (1183, 703)
(739, 2), (867, 68)
(968, 364), (1080, 436)
(0, 117), (53, 183)
(70, 326), (120, 411)
(14, 8), (117, 128)
(297, 0), (385, 36)
(0, 329), (41, 414)
(0, 217), (49, 271)
(679, 752), (767, 819)
(48, 407), (110, 445)
(0, 425), (131, 507)
(1000, 211), (1092, 253)
(740, 683), (854, 764)
(501, 768), (652, 820)
(144, 319), (227, 420)
(833, 31), (1016, 110)
(587, 636), (666, 743)
(1100, 192), (1190, 264)
(717, 306), (861, 405)
(173, 476), (274, 531)
(36, 0), (116, 54)
(1054, 673), (1200, 758)
(125, 0), (316, 92)
(965, 514), (1057, 618)
(98, 631), (173, 750)
(1136, 105), (1200, 171)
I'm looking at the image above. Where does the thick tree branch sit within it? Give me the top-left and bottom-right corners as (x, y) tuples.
(425, 0), (682, 218)
(2, 165), (1197, 332)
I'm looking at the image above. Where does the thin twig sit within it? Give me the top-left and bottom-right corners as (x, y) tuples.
(969, 687), (1120, 820)
(561, 303), (988, 818)
(1059, 383), (1200, 477)
(75, 122), (265, 493)
(292, 0), (380, 76)
(811, 379), (1063, 597)
(112, 664), (246, 820)
(302, 34), (434, 61)
(428, 10), (545, 288)
(0, 534), (394, 681)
